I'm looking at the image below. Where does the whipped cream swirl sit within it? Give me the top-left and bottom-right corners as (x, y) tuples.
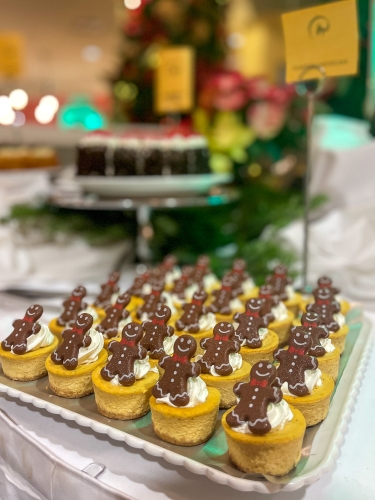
(320, 338), (335, 353)
(198, 312), (216, 332)
(165, 266), (182, 287)
(239, 327), (268, 347)
(80, 306), (99, 323)
(271, 302), (289, 321)
(156, 375), (208, 408)
(232, 399), (293, 434)
(25, 323), (54, 353)
(241, 277), (256, 295)
(77, 328), (104, 366)
(110, 355), (158, 386)
(285, 285), (296, 300)
(196, 352), (242, 377)
(281, 368), (322, 396)
(333, 313), (345, 328)
(229, 297), (244, 312)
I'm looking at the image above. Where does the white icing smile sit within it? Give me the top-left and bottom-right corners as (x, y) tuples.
(255, 370), (271, 378)
(177, 346), (190, 353)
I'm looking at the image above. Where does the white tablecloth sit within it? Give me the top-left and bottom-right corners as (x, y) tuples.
(0, 307), (374, 500)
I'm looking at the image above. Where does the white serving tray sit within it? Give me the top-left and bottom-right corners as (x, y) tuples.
(75, 173), (232, 197)
(0, 309), (370, 493)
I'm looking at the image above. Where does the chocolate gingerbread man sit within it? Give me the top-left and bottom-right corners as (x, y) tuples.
(94, 271), (121, 308)
(141, 304), (174, 359)
(100, 322), (146, 386)
(226, 362), (283, 435)
(209, 275), (235, 315)
(258, 284), (278, 323)
(266, 264), (292, 301)
(300, 312), (329, 357)
(128, 269), (152, 298)
(306, 287), (341, 332)
(198, 322), (240, 376)
(274, 330), (318, 396)
(1, 304), (43, 355)
(227, 259), (250, 297)
(315, 276), (340, 300)
(175, 289), (208, 333)
(57, 285), (87, 327)
(136, 281), (165, 320)
(152, 334), (200, 407)
(233, 298), (268, 348)
(190, 255), (211, 284)
(51, 313), (93, 370)
(96, 292), (131, 339)
(171, 265), (194, 299)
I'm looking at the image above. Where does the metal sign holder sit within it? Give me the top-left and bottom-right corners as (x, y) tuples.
(295, 65), (326, 290)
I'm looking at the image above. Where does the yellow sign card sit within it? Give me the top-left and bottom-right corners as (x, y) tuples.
(0, 33), (23, 77)
(282, 0), (359, 83)
(155, 46), (194, 114)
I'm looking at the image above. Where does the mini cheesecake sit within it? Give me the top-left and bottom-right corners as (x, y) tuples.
(269, 310), (294, 345)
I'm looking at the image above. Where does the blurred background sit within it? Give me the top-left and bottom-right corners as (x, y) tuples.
(0, 0), (374, 304)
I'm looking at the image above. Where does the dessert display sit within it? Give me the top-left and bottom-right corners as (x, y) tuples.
(197, 322), (251, 408)
(49, 285), (100, 342)
(76, 130), (211, 177)
(45, 313), (107, 398)
(150, 334), (221, 446)
(233, 298), (279, 365)
(222, 362), (306, 475)
(274, 329), (334, 427)
(306, 287), (348, 354)
(93, 322), (159, 420)
(300, 312), (340, 381)
(0, 305), (58, 381)
(140, 305), (178, 370)
(92, 271), (121, 317)
(0, 253), (361, 485)
(208, 275), (244, 322)
(301, 276), (351, 316)
(266, 264), (302, 316)
(257, 285), (294, 344)
(96, 292), (132, 349)
(174, 289), (216, 355)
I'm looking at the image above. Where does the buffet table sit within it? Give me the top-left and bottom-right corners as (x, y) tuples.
(0, 301), (373, 500)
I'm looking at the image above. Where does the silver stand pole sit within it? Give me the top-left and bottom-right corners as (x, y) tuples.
(296, 66), (326, 290)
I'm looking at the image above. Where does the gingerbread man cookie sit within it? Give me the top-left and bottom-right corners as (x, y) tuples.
(141, 305), (174, 359)
(171, 265), (194, 299)
(94, 271), (121, 308)
(209, 275), (235, 315)
(1, 304), (43, 355)
(128, 270), (152, 298)
(274, 330), (318, 396)
(152, 334), (200, 407)
(227, 259), (249, 297)
(57, 286), (87, 327)
(306, 287), (341, 331)
(226, 362), (283, 435)
(175, 289), (208, 333)
(190, 255), (211, 284)
(300, 312), (329, 357)
(96, 292), (131, 339)
(315, 276), (340, 299)
(233, 298), (268, 348)
(198, 322), (240, 376)
(100, 322), (146, 386)
(51, 313), (93, 370)
(266, 264), (292, 301)
(258, 284), (278, 323)
(136, 281), (165, 320)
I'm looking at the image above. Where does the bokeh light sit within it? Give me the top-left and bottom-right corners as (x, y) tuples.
(9, 89), (29, 110)
(35, 105), (55, 124)
(39, 95), (59, 114)
(13, 111), (26, 127)
(0, 108), (16, 126)
(0, 96), (12, 118)
(81, 45), (102, 63)
(124, 0), (141, 10)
